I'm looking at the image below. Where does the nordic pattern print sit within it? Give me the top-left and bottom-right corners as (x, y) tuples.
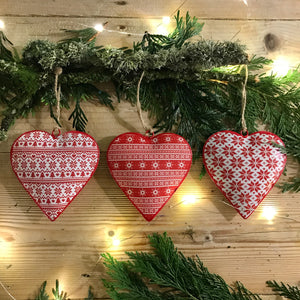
(107, 133), (192, 221)
(203, 131), (286, 218)
(11, 131), (99, 221)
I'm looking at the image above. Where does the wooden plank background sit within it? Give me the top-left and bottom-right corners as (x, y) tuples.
(0, 1), (300, 299)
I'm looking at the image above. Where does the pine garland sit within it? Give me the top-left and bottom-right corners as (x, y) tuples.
(0, 11), (299, 191)
(100, 233), (299, 300)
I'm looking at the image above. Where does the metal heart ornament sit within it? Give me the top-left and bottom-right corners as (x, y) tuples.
(107, 133), (192, 221)
(203, 131), (286, 219)
(10, 130), (99, 221)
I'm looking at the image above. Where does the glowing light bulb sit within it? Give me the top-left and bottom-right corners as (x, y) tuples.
(262, 206), (277, 221)
(156, 25), (169, 36)
(162, 16), (170, 25)
(94, 24), (104, 32)
(0, 238), (10, 256)
(182, 195), (197, 205)
(0, 20), (5, 29)
(112, 238), (121, 247)
(271, 57), (290, 77)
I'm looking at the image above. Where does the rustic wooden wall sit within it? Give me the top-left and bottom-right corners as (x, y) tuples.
(0, 1), (299, 299)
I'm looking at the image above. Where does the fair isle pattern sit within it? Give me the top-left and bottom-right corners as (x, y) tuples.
(107, 133), (192, 221)
(11, 131), (99, 221)
(203, 131), (286, 219)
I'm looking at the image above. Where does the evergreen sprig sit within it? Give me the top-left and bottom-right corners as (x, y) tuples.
(266, 280), (300, 300)
(102, 233), (262, 300)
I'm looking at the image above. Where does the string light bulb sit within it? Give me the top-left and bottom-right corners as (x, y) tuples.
(0, 20), (5, 29)
(156, 25), (169, 36)
(162, 16), (171, 25)
(271, 57), (290, 77)
(182, 195), (197, 205)
(94, 24), (104, 32)
(262, 206), (277, 221)
(112, 237), (121, 247)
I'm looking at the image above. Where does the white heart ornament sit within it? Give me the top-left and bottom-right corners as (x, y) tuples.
(10, 130), (100, 221)
(203, 131), (286, 218)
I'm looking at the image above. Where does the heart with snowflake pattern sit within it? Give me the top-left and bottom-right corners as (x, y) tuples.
(203, 131), (286, 218)
(107, 132), (192, 221)
(10, 130), (99, 221)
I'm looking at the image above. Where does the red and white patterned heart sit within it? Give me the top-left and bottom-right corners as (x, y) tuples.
(10, 131), (99, 221)
(203, 131), (286, 219)
(107, 132), (192, 221)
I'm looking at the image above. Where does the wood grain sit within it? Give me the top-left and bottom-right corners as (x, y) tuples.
(0, 0), (300, 19)
(0, 1), (300, 299)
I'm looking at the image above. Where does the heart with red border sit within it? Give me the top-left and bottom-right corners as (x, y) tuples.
(107, 132), (192, 221)
(10, 130), (100, 221)
(203, 130), (286, 219)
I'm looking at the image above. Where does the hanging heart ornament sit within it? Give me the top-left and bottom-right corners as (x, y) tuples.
(10, 130), (99, 221)
(107, 132), (192, 221)
(203, 130), (286, 218)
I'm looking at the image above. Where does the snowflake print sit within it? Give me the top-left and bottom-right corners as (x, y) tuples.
(250, 135), (263, 146)
(231, 135), (244, 147)
(266, 157), (278, 169)
(153, 189), (159, 196)
(259, 145), (272, 157)
(114, 162), (119, 169)
(178, 162), (185, 168)
(248, 181), (261, 194)
(229, 180), (242, 192)
(165, 136), (171, 142)
(126, 162), (133, 169)
(220, 168), (235, 181)
(241, 146), (255, 156)
(166, 188), (171, 194)
(204, 144), (215, 156)
(211, 156), (225, 169)
(221, 145), (236, 157)
(127, 189), (133, 195)
(229, 157), (244, 169)
(140, 190), (146, 196)
(240, 169), (253, 181)
(29, 161), (37, 169)
(166, 162), (172, 168)
(153, 138), (158, 143)
(238, 192), (252, 205)
(127, 136), (133, 142)
(214, 134), (227, 144)
(152, 162), (159, 169)
(249, 157), (263, 169)
(257, 169), (270, 181)
(140, 162), (146, 168)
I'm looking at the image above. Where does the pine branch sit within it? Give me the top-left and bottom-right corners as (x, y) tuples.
(0, 31), (14, 61)
(84, 287), (95, 300)
(278, 178), (300, 193)
(35, 281), (49, 300)
(60, 27), (99, 45)
(266, 280), (300, 300)
(52, 280), (68, 300)
(68, 98), (88, 132)
(102, 233), (261, 300)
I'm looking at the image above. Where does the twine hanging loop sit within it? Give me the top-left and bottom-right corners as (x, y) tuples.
(53, 67), (63, 135)
(136, 71), (154, 135)
(241, 64), (248, 134)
